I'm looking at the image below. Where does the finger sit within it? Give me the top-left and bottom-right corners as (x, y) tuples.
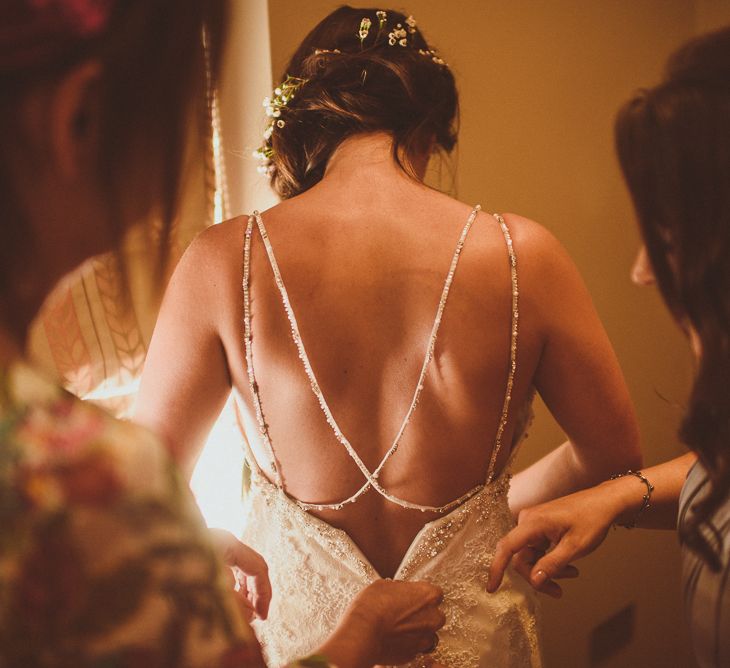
(533, 572), (563, 599)
(237, 592), (255, 622)
(511, 547), (541, 584)
(390, 630), (439, 657)
(230, 546), (272, 620)
(213, 531), (272, 620)
(397, 581), (445, 623)
(510, 549), (564, 599)
(512, 547), (564, 598)
(413, 581), (444, 606)
(487, 538), (515, 593)
(529, 539), (581, 586)
(487, 524), (549, 593)
(234, 568), (248, 595)
(245, 572), (272, 620)
(393, 605), (447, 637)
(222, 565), (237, 593)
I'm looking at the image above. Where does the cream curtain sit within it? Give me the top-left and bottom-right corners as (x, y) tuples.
(28, 0), (277, 533)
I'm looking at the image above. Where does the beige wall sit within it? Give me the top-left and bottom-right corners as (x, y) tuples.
(268, 2), (729, 666)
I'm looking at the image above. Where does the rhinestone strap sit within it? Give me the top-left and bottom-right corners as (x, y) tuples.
(242, 205), (518, 513)
(485, 213), (519, 483)
(243, 216), (284, 486)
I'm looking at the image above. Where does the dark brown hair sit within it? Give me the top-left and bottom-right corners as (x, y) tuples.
(0, 0), (227, 315)
(615, 26), (730, 570)
(266, 5), (458, 199)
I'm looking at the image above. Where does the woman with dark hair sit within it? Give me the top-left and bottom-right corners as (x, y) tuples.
(137, 6), (642, 666)
(0, 1), (447, 666)
(488, 26), (730, 668)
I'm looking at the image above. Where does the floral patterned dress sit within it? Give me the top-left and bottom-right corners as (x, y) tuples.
(0, 360), (266, 667)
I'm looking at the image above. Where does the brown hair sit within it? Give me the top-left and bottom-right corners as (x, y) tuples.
(615, 26), (730, 570)
(0, 0), (227, 313)
(266, 5), (458, 199)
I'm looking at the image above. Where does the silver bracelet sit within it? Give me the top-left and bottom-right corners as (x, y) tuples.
(609, 470), (654, 529)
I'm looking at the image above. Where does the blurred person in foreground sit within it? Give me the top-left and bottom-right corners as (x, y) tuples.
(0, 1), (445, 666)
(488, 26), (730, 668)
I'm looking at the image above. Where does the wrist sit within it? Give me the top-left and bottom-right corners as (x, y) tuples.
(600, 471), (653, 528)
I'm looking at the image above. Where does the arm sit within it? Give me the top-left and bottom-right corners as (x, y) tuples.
(135, 223), (236, 477)
(133, 224), (277, 617)
(506, 215), (642, 514)
(488, 452), (697, 597)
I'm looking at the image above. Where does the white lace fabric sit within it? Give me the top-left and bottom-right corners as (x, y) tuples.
(242, 449), (541, 667)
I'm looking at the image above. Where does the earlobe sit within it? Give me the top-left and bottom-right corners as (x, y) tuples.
(50, 60), (102, 180)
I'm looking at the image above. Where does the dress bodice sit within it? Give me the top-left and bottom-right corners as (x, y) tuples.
(242, 449), (541, 668)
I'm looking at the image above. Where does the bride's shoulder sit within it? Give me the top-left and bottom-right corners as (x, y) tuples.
(497, 212), (590, 305)
(179, 216), (251, 272)
(498, 212), (576, 269)
(163, 216), (250, 307)
(499, 212), (560, 249)
(190, 215), (250, 252)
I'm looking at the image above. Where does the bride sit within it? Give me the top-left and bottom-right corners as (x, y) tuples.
(136, 6), (642, 666)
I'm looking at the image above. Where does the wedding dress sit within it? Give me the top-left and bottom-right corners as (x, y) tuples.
(239, 206), (542, 667)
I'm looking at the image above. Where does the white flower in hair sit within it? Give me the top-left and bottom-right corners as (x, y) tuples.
(255, 74), (308, 177)
(388, 23), (408, 46)
(358, 17), (372, 43)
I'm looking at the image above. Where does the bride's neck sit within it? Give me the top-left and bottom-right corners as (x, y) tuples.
(322, 132), (428, 187)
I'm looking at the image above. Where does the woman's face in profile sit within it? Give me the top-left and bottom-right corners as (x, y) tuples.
(633, 243), (702, 358)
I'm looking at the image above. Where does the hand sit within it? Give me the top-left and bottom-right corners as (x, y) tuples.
(208, 528), (271, 621)
(320, 579), (446, 668)
(487, 484), (623, 598)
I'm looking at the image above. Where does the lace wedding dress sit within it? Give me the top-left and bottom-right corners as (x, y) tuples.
(239, 206), (542, 667)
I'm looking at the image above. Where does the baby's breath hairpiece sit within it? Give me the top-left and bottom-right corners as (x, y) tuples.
(358, 17), (372, 44)
(253, 74), (307, 175)
(388, 15), (417, 47)
(388, 22), (408, 47)
(376, 10), (387, 31)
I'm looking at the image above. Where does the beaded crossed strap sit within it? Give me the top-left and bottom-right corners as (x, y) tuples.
(242, 205), (519, 514)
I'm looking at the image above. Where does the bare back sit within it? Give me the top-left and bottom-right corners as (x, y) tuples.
(221, 185), (540, 577)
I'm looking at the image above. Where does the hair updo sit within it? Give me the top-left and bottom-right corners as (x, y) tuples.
(264, 5), (458, 199)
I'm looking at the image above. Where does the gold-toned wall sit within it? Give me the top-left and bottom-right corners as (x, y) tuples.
(267, 2), (730, 665)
